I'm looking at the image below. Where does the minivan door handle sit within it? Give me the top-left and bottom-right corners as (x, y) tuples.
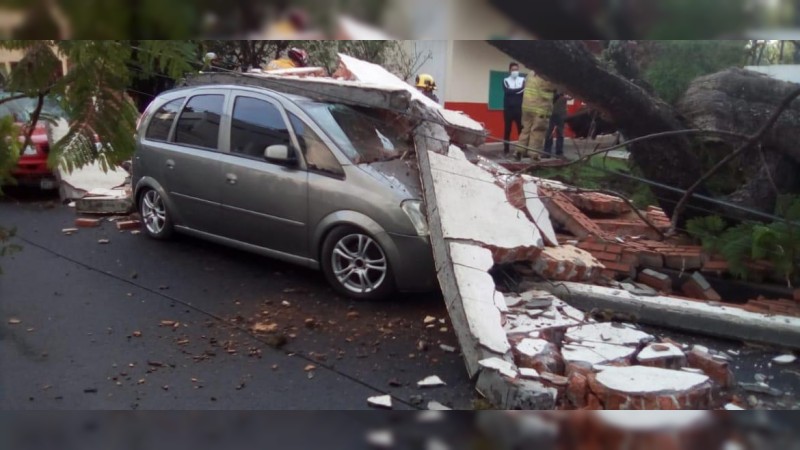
(226, 173), (238, 185)
(165, 159), (175, 170)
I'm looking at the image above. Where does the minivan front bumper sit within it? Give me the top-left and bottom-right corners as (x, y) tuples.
(387, 232), (438, 293)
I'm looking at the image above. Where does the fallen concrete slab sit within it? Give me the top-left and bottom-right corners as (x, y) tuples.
(540, 282), (800, 349)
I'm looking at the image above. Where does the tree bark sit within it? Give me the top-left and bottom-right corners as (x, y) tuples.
(487, 40), (710, 220)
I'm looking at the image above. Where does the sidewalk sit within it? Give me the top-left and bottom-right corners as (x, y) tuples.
(469, 134), (627, 163)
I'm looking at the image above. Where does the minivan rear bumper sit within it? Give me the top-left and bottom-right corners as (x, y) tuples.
(387, 232), (438, 293)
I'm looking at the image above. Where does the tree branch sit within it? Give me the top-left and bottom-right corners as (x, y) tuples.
(670, 86), (800, 232)
(20, 91), (47, 153)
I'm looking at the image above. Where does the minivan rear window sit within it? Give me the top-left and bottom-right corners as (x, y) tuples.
(145, 97), (184, 141)
(174, 94), (224, 150)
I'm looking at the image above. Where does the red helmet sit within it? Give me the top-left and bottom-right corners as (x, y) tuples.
(287, 48), (309, 67)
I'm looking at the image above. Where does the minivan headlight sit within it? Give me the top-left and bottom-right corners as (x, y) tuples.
(401, 200), (429, 237)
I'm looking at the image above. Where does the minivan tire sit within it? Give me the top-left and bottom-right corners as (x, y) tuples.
(321, 226), (395, 301)
(139, 188), (174, 240)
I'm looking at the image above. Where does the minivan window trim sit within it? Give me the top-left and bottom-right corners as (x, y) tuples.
(141, 96), (188, 144)
(172, 93), (228, 152)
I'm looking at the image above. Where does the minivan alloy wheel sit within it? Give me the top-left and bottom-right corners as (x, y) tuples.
(141, 190), (167, 235)
(331, 233), (388, 294)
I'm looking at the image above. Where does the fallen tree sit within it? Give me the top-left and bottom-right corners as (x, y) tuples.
(488, 40), (800, 226)
(677, 68), (800, 216)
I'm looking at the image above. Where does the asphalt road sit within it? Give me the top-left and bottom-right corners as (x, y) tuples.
(0, 192), (474, 410)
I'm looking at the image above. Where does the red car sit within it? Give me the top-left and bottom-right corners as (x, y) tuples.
(0, 93), (66, 190)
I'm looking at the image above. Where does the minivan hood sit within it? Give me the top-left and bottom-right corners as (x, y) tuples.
(357, 159), (422, 200)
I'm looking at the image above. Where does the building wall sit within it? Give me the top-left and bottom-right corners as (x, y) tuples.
(400, 40), (449, 105)
(0, 47), (69, 80)
(444, 40), (520, 141)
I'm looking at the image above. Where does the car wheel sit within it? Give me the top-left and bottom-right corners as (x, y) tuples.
(321, 226), (395, 301)
(139, 188), (173, 239)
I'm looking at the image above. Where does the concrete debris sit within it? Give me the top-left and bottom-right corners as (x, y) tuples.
(637, 343), (687, 370)
(564, 323), (654, 347)
(417, 375), (446, 388)
(724, 403), (745, 410)
(772, 354), (797, 364)
(532, 246), (603, 283)
(439, 344), (457, 353)
(61, 228), (78, 235)
(366, 395), (393, 409)
(478, 357), (518, 379)
(590, 365), (713, 409)
(543, 282), (800, 349)
(427, 401), (452, 411)
(562, 341), (636, 372)
(423, 316), (437, 325)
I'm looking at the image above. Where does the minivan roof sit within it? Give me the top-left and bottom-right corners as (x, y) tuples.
(162, 83), (312, 104)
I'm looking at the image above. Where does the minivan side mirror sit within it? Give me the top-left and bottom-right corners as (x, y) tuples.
(264, 144), (295, 164)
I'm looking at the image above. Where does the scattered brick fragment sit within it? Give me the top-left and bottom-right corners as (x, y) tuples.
(75, 217), (101, 228)
(681, 272), (722, 302)
(637, 269), (673, 293)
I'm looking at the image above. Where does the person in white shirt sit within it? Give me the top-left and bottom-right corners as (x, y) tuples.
(502, 62), (525, 156)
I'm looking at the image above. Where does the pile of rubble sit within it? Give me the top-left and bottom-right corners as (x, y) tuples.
(230, 54), (798, 410)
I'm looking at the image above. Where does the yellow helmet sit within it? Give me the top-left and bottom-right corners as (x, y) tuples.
(415, 73), (436, 90)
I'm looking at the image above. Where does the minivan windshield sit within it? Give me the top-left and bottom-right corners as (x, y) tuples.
(299, 102), (412, 164)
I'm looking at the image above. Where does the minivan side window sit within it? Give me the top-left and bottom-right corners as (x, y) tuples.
(145, 97), (184, 141)
(230, 97), (291, 159)
(174, 94), (224, 150)
(288, 113), (344, 177)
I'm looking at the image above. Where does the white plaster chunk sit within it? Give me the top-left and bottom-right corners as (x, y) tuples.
(519, 290), (558, 309)
(725, 403), (746, 410)
(515, 338), (551, 358)
(596, 410), (711, 431)
(338, 53), (484, 132)
(427, 401), (452, 410)
(365, 429), (394, 448)
(595, 366), (710, 394)
(494, 291), (509, 313)
(417, 375), (447, 388)
(447, 144), (469, 160)
(562, 341), (636, 367)
(693, 345), (710, 354)
(681, 367), (705, 374)
(449, 242), (494, 271)
(478, 357), (518, 379)
(429, 151), (544, 251)
(637, 343), (686, 361)
(519, 367), (541, 380)
(522, 180), (558, 246)
(453, 265), (510, 354)
(504, 295), (525, 308)
(504, 307), (581, 335)
(565, 322), (654, 347)
(453, 264), (496, 305)
(772, 354), (797, 364)
(367, 395), (393, 409)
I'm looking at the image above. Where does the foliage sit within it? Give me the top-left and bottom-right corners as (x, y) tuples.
(687, 196), (800, 286)
(0, 40), (195, 174)
(200, 41), (288, 72)
(533, 154), (657, 209)
(0, 115), (21, 193)
(642, 40), (747, 104)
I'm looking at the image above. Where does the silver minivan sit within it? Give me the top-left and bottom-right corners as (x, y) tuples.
(132, 84), (437, 300)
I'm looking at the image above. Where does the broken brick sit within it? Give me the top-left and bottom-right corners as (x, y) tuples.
(566, 372), (589, 409)
(588, 366), (713, 410)
(686, 349), (735, 389)
(116, 220), (141, 231)
(701, 260), (729, 274)
(531, 245), (604, 282)
(540, 188), (605, 239)
(567, 192), (631, 215)
(637, 269), (673, 293)
(75, 217), (101, 228)
(681, 272), (722, 302)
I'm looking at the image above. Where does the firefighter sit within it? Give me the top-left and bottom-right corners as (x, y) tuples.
(516, 70), (556, 161)
(265, 47), (309, 71)
(415, 73), (439, 103)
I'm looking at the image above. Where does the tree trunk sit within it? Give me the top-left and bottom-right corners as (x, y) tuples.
(677, 67), (800, 215)
(487, 40), (710, 220)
